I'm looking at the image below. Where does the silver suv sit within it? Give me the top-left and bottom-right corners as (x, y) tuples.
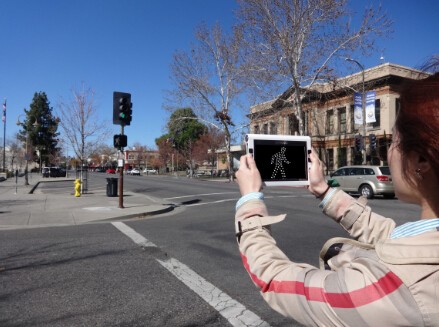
(329, 165), (394, 199)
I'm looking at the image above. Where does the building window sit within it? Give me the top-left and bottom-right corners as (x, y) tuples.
(288, 114), (299, 135)
(302, 111), (308, 135)
(326, 110), (334, 135)
(253, 125), (259, 134)
(327, 148), (334, 171)
(371, 99), (381, 129)
(270, 121), (277, 135)
(263, 123), (268, 134)
(128, 154), (135, 160)
(338, 108), (346, 134)
(350, 104), (355, 133)
(338, 147), (347, 167)
(350, 147), (355, 165)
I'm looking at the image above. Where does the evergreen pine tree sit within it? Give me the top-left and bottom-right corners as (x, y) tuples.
(19, 92), (59, 168)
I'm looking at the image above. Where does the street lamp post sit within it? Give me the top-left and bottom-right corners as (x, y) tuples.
(16, 113), (30, 186)
(33, 119), (44, 173)
(346, 58), (367, 165)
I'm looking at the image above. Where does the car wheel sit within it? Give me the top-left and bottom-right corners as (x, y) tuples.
(359, 184), (374, 199)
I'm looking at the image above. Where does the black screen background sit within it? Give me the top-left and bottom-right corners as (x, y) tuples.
(253, 140), (307, 181)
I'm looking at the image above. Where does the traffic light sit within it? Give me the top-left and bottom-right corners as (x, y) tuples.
(113, 92), (132, 126)
(114, 134), (127, 149)
(369, 134), (377, 150)
(355, 134), (363, 152)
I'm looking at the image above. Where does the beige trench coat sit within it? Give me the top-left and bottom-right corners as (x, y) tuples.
(235, 189), (439, 326)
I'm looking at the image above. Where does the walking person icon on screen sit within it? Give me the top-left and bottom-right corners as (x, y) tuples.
(271, 147), (290, 179)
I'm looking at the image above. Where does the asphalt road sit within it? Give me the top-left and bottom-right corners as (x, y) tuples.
(0, 173), (419, 326)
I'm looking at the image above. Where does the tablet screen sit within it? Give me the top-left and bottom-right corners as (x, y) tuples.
(253, 139), (308, 182)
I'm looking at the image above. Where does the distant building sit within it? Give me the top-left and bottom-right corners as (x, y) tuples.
(249, 63), (429, 172)
(123, 148), (160, 170)
(215, 144), (245, 171)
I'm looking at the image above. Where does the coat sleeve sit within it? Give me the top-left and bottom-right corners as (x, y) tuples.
(235, 197), (419, 326)
(321, 189), (396, 244)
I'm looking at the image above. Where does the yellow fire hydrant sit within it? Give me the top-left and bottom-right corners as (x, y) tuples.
(74, 179), (81, 197)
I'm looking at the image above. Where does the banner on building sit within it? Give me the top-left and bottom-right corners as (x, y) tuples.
(354, 93), (363, 125)
(365, 91), (376, 123)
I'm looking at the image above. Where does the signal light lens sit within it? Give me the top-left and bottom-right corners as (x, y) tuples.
(376, 175), (389, 182)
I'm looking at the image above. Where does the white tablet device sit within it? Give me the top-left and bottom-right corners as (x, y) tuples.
(245, 134), (311, 187)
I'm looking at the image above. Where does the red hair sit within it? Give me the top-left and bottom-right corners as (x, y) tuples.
(395, 72), (439, 183)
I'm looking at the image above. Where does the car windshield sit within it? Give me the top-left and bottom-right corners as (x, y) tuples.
(379, 166), (391, 175)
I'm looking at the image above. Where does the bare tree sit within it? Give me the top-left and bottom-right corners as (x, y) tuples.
(237, 0), (392, 135)
(166, 22), (248, 179)
(57, 83), (112, 164)
(88, 143), (115, 167)
(193, 127), (225, 175)
(420, 54), (439, 73)
(8, 138), (21, 171)
(131, 142), (149, 169)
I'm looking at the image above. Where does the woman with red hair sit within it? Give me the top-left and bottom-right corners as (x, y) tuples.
(235, 72), (439, 326)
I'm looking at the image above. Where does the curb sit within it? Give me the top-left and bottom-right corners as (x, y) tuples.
(29, 178), (76, 194)
(97, 205), (176, 223)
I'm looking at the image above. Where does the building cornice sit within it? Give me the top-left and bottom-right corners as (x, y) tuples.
(249, 62), (430, 118)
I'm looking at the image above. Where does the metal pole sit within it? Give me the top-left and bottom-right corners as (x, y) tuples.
(346, 58), (366, 165)
(17, 113), (30, 185)
(361, 68), (366, 165)
(2, 99), (6, 173)
(24, 134), (29, 185)
(118, 125), (124, 209)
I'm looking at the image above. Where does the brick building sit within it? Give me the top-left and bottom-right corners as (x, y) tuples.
(123, 149), (160, 170)
(249, 63), (429, 172)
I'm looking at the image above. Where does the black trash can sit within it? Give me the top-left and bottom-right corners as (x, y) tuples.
(106, 178), (118, 197)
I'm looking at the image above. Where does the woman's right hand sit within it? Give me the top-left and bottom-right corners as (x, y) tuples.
(308, 148), (329, 197)
(235, 154), (263, 196)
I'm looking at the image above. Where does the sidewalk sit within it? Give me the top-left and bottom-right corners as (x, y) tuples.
(0, 174), (174, 230)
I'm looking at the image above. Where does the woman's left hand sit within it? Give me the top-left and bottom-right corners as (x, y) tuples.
(236, 154), (263, 196)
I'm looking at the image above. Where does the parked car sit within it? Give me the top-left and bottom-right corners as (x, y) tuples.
(195, 170), (207, 177)
(106, 168), (116, 174)
(42, 167), (51, 178)
(143, 168), (157, 174)
(329, 165), (394, 199)
(130, 168), (140, 176)
(42, 167), (66, 178)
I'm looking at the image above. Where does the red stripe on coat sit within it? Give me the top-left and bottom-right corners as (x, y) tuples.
(241, 253), (404, 308)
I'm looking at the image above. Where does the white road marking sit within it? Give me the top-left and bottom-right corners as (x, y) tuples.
(112, 221), (270, 327)
(179, 195), (309, 207)
(112, 221), (157, 247)
(185, 198), (238, 207)
(157, 257), (270, 327)
(165, 192), (239, 200)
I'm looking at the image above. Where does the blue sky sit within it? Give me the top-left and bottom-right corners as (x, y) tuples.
(1, 0), (438, 153)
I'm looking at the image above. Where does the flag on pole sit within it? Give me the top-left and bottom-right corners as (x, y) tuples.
(2, 99), (5, 123)
(354, 92), (363, 125)
(365, 91), (376, 123)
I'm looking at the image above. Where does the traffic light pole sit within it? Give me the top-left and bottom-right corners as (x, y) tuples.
(119, 125), (124, 209)
(113, 91), (132, 209)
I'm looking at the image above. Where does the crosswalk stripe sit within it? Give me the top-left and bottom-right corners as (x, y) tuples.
(112, 221), (270, 327)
